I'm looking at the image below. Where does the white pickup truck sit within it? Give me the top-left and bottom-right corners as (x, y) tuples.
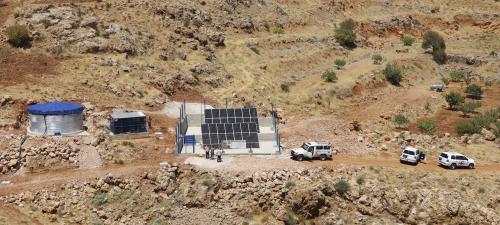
(291, 142), (333, 161)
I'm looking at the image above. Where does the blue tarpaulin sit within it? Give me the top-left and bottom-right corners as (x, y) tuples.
(28, 101), (84, 115)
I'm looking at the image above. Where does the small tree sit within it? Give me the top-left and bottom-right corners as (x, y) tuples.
(393, 114), (409, 128)
(383, 63), (403, 86)
(432, 48), (447, 64)
(422, 31), (447, 64)
(444, 92), (464, 110)
(322, 71), (337, 82)
(6, 24), (31, 48)
(417, 120), (437, 134)
(465, 84), (483, 99)
(459, 101), (481, 117)
(335, 19), (356, 48)
(401, 35), (415, 46)
(335, 58), (346, 69)
(372, 54), (383, 64)
(450, 71), (464, 82)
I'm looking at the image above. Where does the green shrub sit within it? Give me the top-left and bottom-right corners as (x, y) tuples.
(444, 92), (464, 110)
(280, 83), (290, 92)
(422, 30), (446, 51)
(92, 192), (108, 207)
(465, 84), (483, 99)
(456, 122), (480, 135)
(356, 176), (365, 185)
(6, 24), (31, 48)
(485, 80), (493, 86)
(456, 107), (500, 135)
(478, 187), (486, 194)
(322, 71), (337, 82)
(458, 101), (481, 117)
(202, 179), (215, 188)
(334, 180), (350, 194)
(393, 114), (410, 128)
(285, 180), (296, 189)
(401, 35), (415, 46)
(334, 19), (356, 48)
(417, 120), (436, 133)
(422, 31), (447, 64)
(273, 27), (285, 34)
(432, 48), (447, 64)
(372, 54), (383, 64)
(494, 122), (500, 138)
(383, 63), (403, 85)
(334, 58), (346, 69)
(450, 71), (464, 82)
(286, 208), (298, 225)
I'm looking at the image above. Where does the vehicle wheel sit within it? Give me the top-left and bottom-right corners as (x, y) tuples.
(320, 155), (327, 161)
(468, 164), (474, 169)
(450, 163), (456, 170)
(297, 155), (304, 161)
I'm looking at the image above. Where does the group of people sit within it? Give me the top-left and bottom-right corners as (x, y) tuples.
(204, 145), (223, 162)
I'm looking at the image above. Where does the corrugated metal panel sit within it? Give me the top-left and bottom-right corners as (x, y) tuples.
(29, 113), (83, 135)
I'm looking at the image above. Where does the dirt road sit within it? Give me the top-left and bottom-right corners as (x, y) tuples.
(2, 153), (497, 196)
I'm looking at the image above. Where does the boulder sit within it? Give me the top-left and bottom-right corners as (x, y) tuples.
(481, 128), (496, 141)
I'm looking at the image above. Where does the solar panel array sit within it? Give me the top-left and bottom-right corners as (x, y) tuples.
(202, 108), (260, 148)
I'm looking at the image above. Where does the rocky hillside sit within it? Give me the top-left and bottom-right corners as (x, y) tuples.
(2, 163), (499, 224)
(0, 0), (499, 224)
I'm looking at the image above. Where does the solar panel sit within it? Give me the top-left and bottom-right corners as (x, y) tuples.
(202, 108), (260, 148)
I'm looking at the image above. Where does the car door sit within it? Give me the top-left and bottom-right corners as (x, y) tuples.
(456, 156), (468, 167)
(314, 145), (324, 157)
(306, 146), (314, 159)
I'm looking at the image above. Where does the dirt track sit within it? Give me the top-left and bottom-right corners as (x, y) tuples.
(1, 154), (498, 195)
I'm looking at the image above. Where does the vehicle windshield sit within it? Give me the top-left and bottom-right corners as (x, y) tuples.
(403, 150), (415, 155)
(301, 143), (309, 150)
(440, 153), (448, 158)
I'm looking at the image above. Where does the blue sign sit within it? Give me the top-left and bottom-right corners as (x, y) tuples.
(184, 135), (196, 144)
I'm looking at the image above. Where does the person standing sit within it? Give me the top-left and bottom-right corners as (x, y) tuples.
(204, 146), (209, 159)
(210, 147), (215, 160)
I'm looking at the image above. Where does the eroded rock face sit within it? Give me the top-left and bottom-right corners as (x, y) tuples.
(1, 165), (498, 225)
(18, 5), (153, 55)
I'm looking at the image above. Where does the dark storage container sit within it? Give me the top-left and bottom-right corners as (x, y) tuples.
(110, 112), (147, 134)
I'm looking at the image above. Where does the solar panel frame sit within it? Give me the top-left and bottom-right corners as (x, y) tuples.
(202, 108), (260, 147)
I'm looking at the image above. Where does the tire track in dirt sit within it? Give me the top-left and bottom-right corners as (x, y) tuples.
(1, 154), (497, 195)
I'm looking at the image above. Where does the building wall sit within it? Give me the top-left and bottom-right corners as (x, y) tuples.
(28, 113), (83, 135)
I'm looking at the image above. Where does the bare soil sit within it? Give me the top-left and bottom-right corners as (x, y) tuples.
(0, 49), (59, 86)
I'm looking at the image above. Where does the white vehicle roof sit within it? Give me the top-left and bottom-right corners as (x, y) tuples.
(441, 152), (465, 156)
(404, 146), (418, 151)
(305, 141), (331, 146)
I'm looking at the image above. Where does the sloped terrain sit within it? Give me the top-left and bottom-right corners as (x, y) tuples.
(0, 0), (499, 224)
